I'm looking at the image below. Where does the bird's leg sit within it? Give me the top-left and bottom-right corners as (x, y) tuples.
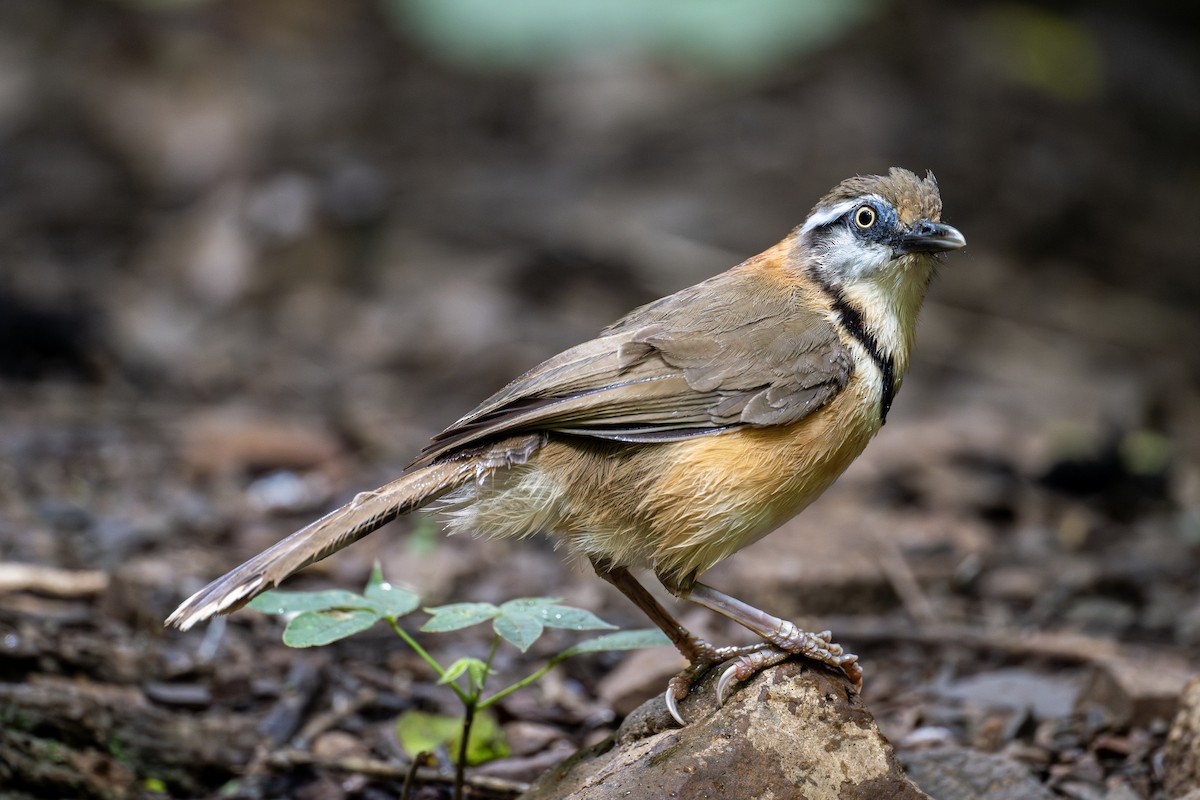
(590, 558), (705, 659)
(666, 579), (862, 702)
(589, 558), (772, 724)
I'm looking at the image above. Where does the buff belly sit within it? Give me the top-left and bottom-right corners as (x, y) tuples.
(439, 372), (884, 582)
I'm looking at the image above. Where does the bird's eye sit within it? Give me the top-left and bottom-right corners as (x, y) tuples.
(854, 205), (876, 230)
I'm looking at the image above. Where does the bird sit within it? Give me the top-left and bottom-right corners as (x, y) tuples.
(167, 167), (966, 724)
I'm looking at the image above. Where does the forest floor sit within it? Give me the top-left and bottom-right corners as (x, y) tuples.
(1, 1), (1198, 798)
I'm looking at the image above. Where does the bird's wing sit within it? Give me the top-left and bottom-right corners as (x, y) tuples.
(412, 265), (852, 468)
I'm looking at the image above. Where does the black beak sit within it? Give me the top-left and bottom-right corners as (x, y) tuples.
(899, 220), (966, 254)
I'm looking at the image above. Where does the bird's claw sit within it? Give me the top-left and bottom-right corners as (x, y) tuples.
(713, 644), (862, 705)
(662, 629), (862, 724)
(661, 642), (772, 725)
(716, 648), (789, 705)
(716, 663), (739, 706)
(837, 652), (863, 690)
(664, 681), (686, 726)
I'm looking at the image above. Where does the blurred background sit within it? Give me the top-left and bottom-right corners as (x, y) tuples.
(1, 1), (1198, 797)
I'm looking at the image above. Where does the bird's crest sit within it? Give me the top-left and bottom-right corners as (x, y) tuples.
(812, 168), (943, 226)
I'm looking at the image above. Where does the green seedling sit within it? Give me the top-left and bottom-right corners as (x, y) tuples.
(249, 564), (669, 800)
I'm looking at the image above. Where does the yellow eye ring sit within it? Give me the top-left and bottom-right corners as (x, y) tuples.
(854, 206), (876, 229)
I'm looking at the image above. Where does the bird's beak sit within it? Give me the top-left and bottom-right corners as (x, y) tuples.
(899, 220), (966, 254)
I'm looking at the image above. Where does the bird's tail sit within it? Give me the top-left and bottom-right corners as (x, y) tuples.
(166, 458), (479, 630)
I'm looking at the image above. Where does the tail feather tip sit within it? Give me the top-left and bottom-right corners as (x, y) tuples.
(165, 576), (265, 631)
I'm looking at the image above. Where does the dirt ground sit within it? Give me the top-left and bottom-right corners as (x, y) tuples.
(1, 1), (1198, 798)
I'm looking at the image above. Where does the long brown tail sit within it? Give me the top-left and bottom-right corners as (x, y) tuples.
(166, 459), (478, 630)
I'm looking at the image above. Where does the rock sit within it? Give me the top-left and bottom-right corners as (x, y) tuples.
(939, 668), (1081, 719)
(0, 676), (257, 798)
(520, 659), (928, 800)
(179, 407), (345, 478)
(476, 741), (577, 784)
(1103, 784), (1147, 800)
(899, 747), (1055, 800)
(1075, 656), (1191, 728)
(311, 730), (367, 762)
(504, 720), (569, 757)
(1164, 677), (1200, 798)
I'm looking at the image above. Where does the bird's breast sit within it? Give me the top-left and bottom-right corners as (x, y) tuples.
(606, 365), (886, 580)
(439, 361), (889, 583)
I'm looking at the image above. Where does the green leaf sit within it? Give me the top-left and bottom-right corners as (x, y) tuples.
(364, 563), (420, 619)
(141, 777), (167, 794)
(439, 657), (490, 687)
(498, 597), (616, 631)
(493, 611), (543, 652)
(439, 658), (470, 685)
(248, 589), (376, 615)
(281, 609), (380, 647)
(533, 604), (616, 631)
(395, 709), (509, 767)
(421, 602), (499, 632)
(559, 628), (672, 657)
(498, 597), (562, 610)
(466, 658), (490, 688)
(395, 710), (458, 758)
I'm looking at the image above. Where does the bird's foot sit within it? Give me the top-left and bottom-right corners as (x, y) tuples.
(713, 633), (861, 708)
(764, 626), (862, 690)
(663, 629), (861, 725)
(663, 641), (774, 725)
(715, 646), (791, 705)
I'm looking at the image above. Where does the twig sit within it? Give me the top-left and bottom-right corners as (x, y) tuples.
(294, 686), (379, 748)
(0, 562), (108, 596)
(257, 659), (325, 749)
(402, 751), (431, 800)
(827, 617), (1124, 664)
(267, 748), (530, 796)
(869, 530), (939, 628)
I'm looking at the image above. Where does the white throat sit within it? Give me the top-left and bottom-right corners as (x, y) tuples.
(837, 256), (933, 376)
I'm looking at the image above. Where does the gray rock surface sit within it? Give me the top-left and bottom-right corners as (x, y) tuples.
(521, 659), (929, 800)
(1165, 677), (1200, 799)
(899, 747), (1055, 800)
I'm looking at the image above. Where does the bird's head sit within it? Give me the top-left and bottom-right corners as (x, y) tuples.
(794, 167), (966, 365)
(799, 167), (965, 286)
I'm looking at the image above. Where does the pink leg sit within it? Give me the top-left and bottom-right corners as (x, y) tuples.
(671, 581), (862, 700)
(681, 583), (862, 684)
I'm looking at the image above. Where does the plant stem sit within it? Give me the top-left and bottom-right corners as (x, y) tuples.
(455, 701), (475, 800)
(478, 652), (568, 710)
(481, 634), (500, 691)
(453, 634), (496, 800)
(387, 618), (469, 704)
(400, 751), (427, 800)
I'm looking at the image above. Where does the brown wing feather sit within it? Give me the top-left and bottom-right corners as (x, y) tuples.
(412, 265), (852, 467)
